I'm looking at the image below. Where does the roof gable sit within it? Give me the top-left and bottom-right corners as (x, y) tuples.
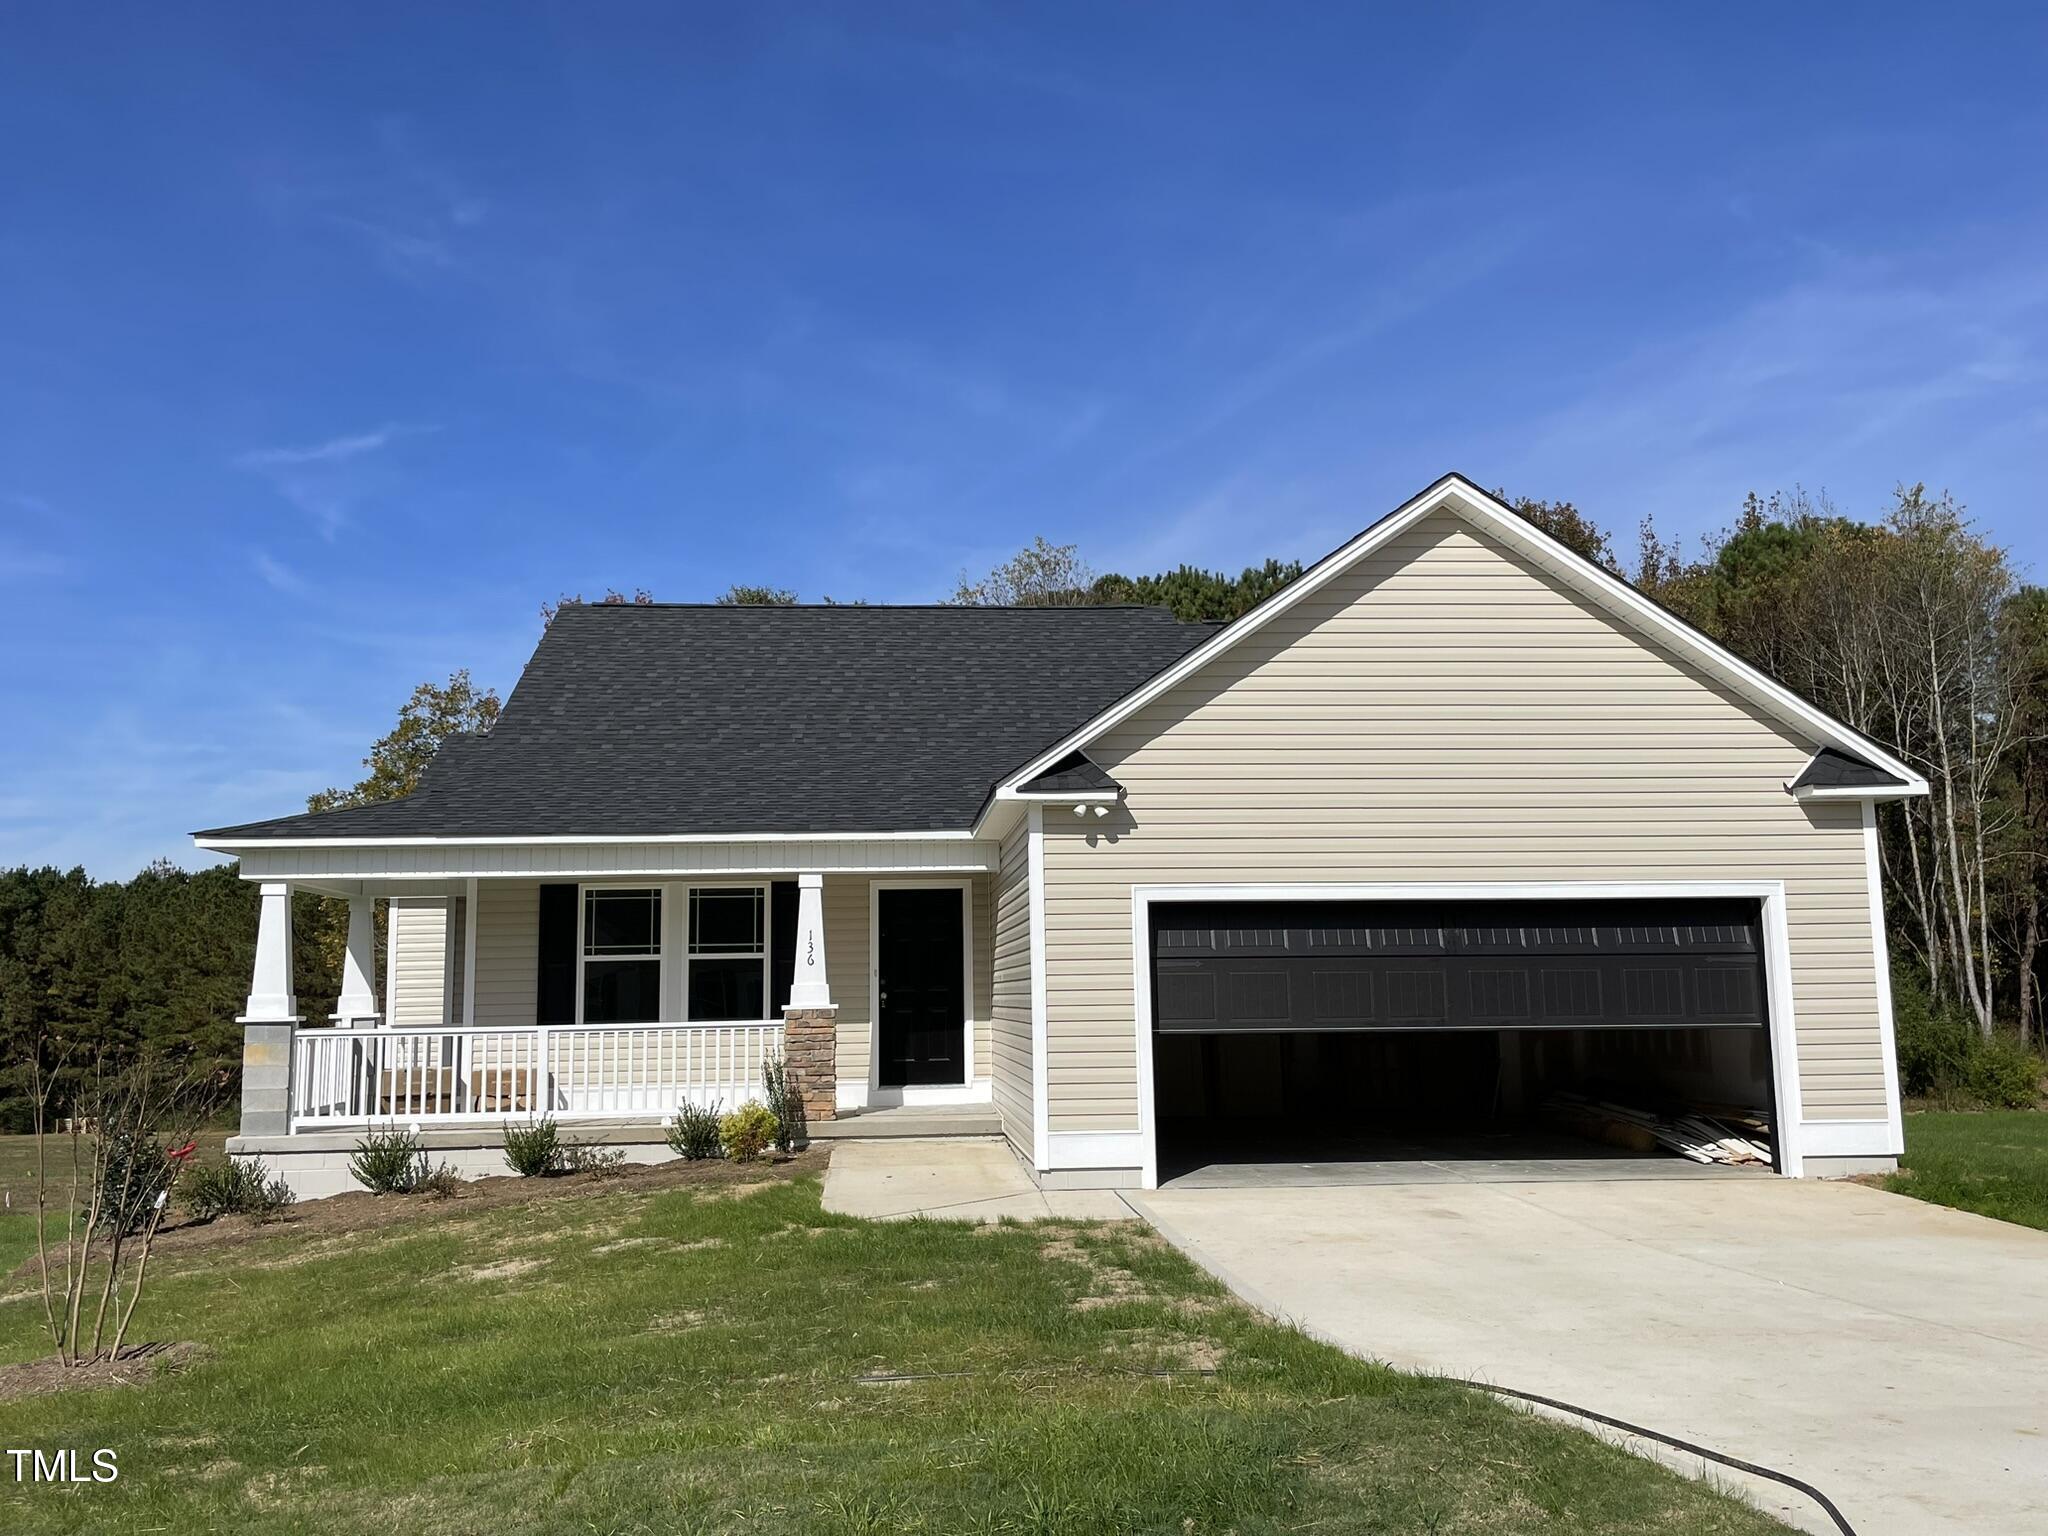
(991, 474), (1928, 806)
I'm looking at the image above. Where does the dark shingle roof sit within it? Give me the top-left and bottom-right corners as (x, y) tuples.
(197, 604), (1209, 841)
(1789, 746), (1910, 791)
(1017, 750), (1123, 796)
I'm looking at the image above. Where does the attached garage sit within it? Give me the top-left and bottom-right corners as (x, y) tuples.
(995, 476), (1924, 1191)
(1146, 893), (1786, 1181)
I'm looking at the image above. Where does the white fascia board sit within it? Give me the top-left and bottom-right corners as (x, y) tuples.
(1789, 783), (1925, 803)
(1007, 791), (1120, 804)
(193, 826), (981, 853)
(994, 473), (1927, 796)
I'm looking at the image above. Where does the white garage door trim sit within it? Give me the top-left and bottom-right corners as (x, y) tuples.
(1128, 880), (1809, 1189)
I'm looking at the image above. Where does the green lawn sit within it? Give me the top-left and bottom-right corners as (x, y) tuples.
(0, 1163), (1796, 1535)
(1882, 1110), (2048, 1231)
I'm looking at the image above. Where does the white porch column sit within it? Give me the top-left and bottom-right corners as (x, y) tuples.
(781, 872), (837, 1123)
(240, 882), (299, 1023)
(333, 894), (380, 1027)
(238, 881), (300, 1139)
(787, 872), (831, 1007)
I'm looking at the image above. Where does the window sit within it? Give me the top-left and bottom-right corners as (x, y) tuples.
(582, 887), (661, 1024)
(688, 886), (767, 1020)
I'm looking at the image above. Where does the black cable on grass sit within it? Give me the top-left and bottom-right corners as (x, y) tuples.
(1444, 1379), (1856, 1536)
(853, 1368), (1217, 1386)
(850, 1367), (1854, 1535)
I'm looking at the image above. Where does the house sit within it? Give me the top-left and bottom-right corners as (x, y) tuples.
(197, 475), (1926, 1199)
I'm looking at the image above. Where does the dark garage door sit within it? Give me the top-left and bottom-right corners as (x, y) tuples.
(1151, 900), (1768, 1034)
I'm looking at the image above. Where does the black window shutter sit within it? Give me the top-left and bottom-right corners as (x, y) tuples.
(537, 884), (579, 1025)
(770, 880), (798, 1013)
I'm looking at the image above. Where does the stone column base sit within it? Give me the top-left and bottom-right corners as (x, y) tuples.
(781, 1005), (838, 1122)
(237, 1020), (299, 1137)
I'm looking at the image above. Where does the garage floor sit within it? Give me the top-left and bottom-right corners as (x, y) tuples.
(1159, 1126), (1764, 1188)
(1128, 1176), (2048, 1536)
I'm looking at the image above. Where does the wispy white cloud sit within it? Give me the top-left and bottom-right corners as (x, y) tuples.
(250, 549), (307, 594)
(234, 422), (436, 538)
(256, 115), (489, 284)
(236, 423), (419, 469)
(322, 214), (455, 281)
(1497, 250), (2048, 548)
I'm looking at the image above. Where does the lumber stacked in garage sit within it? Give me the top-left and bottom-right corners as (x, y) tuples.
(1543, 1093), (1773, 1165)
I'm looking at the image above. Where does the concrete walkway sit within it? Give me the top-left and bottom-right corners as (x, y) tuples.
(822, 1137), (1132, 1223)
(1128, 1176), (2048, 1536)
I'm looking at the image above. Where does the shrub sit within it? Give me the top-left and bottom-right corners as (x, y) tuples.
(502, 1116), (564, 1177)
(719, 1102), (778, 1163)
(666, 1100), (725, 1161)
(98, 1129), (179, 1236)
(1893, 963), (2046, 1109)
(1893, 965), (1975, 1098)
(563, 1141), (629, 1176)
(417, 1161), (465, 1199)
(761, 1050), (808, 1153)
(183, 1158), (295, 1223)
(350, 1127), (430, 1194)
(1965, 1035), (2045, 1110)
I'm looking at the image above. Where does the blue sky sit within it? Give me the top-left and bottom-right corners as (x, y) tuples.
(4, 4), (2045, 878)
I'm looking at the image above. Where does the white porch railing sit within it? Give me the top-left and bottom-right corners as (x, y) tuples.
(288, 1021), (781, 1130)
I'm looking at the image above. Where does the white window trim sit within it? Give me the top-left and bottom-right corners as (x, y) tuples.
(867, 877), (986, 1107)
(574, 883), (669, 1027)
(680, 882), (773, 1024)
(1121, 880), (1817, 1191)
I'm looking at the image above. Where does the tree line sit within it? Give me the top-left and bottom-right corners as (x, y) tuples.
(5, 484), (2041, 1125)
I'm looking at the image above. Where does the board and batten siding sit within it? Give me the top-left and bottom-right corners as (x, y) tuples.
(1038, 509), (1885, 1137)
(385, 898), (449, 1028)
(990, 817), (1034, 1159)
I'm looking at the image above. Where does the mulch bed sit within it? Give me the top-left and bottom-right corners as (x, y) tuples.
(0, 1340), (209, 1403)
(7, 1146), (829, 1284)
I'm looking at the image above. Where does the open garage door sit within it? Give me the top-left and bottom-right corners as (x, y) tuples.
(1149, 899), (1778, 1184)
(1151, 899), (1769, 1034)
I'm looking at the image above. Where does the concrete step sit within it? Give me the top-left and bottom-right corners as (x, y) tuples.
(809, 1104), (1003, 1141)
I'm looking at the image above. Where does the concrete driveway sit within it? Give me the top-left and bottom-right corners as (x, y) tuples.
(1127, 1176), (2048, 1536)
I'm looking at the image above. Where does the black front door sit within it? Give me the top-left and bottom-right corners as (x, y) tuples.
(877, 887), (966, 1087)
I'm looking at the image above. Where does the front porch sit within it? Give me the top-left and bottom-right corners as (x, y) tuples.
(229, 854), (997, 1190)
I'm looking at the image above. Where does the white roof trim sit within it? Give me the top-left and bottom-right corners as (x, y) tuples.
(992, 472), (1930, 800)
(1789, 784), (1921, 803)
(192, 827), (982, 852)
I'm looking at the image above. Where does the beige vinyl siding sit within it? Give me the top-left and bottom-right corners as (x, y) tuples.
(386, 898), (449, 1028)
(1039, 509), (1883, 1135)
(991, 820), (1034, 1158)
(472, 880), (539, 1027)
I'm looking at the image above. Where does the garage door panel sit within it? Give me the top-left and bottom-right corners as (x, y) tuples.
(1153, 899), (1768, 1034)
